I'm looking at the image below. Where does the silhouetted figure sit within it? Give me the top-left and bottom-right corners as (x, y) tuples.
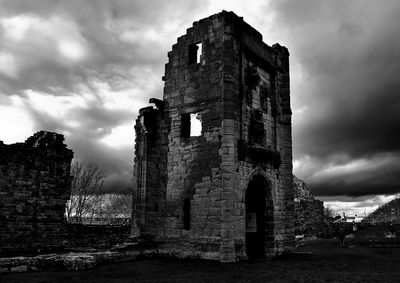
(352, 221), (357, 239)
(338, 227), (346, 247)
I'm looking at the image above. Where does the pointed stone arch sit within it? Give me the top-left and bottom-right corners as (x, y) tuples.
(244, 169), (274, 259)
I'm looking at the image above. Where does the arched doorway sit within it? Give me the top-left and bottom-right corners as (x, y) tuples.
(245, 175), (272, 259)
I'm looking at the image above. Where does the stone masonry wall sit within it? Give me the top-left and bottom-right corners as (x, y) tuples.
(293, 176), (325, 236)
(65, 224), (131, 250)
(364, 198), (400, 224)
(133, 102), (170, 236)
(0, 131), (74, 253)
(162, 13), (225, 252)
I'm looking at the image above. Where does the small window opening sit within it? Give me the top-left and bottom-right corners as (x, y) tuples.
(245, 67), (260, 89)
(184, 198), (191, 230)
(190, 113), (202, 136)
(188, 42), (202, 65)
(181, 112), (202, 137)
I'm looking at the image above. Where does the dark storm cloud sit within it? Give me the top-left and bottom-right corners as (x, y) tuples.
(24, 102), (134, 192)
(67, 135), (133, 193)
(310, 153), (400, 197)
(0, 0), (207, 192)
(2, 0), (399, 199)
(267, 0), (400, 197)
(0, 0), (205, 94)
(70, 107), (132, 133)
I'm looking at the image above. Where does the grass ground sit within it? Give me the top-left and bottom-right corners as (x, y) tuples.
(2, 225), (400, 282)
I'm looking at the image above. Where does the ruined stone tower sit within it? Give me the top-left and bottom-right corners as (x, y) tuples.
(133, 11), (294, 262)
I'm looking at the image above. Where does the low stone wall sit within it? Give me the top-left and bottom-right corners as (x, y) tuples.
(0, 224), (131, 257)
(65, 224), (131, 250)
(0, 250), (140, 274)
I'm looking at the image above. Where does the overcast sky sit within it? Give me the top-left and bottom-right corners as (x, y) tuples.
(1, 0), (399, 215)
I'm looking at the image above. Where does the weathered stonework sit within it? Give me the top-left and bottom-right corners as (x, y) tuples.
(133, 11), (294, 262)
(293, 176), (325, 236)
(364, 198), (400, 223)
(0, 131), (74, 253)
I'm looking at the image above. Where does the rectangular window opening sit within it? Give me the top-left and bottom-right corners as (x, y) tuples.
(184, 198), (191, 230)
(188, 42), (202, 65)
(181, 112), (202, 137)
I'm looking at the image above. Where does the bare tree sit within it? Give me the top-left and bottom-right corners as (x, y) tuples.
(66, 159), (105, 223)
(324, 205), (335, 219)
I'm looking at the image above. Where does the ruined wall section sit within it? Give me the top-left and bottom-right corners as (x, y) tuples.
(133, 102), (169, 236)
(0, 131), (73, 251)
(293, 176), (324, 235)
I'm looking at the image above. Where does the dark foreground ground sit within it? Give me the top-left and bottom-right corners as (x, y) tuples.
(2, 226), (400, 282)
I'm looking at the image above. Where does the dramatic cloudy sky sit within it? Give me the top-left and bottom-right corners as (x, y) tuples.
(1, 0), (399, 215)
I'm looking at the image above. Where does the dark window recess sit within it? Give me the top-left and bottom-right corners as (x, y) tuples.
(245, 89), (253, 106)
(260, 87), (269, 114)
(188, 42), (202, 65)
(268, 90), (277, 117)
(181, 113), (190, 138)
(245, 67), (260, 89)
(142, 111), (157, 139)
(184, 198), (191, 230)
(249, 110), (265, 145)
